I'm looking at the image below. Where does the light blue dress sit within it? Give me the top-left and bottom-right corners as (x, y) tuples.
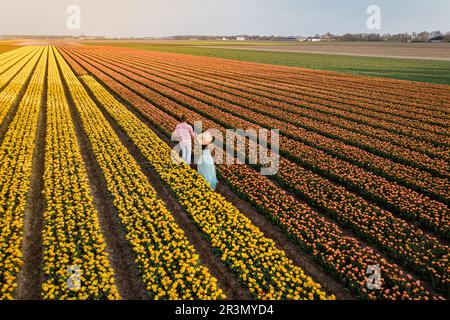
(197, 148), (218, 190)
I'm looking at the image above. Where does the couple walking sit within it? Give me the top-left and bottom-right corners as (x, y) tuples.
(174, 115), (218, 190)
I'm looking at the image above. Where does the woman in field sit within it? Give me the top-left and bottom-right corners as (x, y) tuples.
(196, 131), (218, 190)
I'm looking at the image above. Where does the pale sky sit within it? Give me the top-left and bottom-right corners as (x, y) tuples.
(0, 0), (449, 37)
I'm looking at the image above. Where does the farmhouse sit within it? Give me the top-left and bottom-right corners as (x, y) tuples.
(307, 36), (321, 42)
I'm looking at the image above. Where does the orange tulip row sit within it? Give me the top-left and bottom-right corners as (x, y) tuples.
(59, 47), (445, 299)
(60, 47), (449, 296)
(117, 47), (450, 112)
(67, 48), (450, 241)
(232, 66), (450, 112)
(81, 50), (450, 191)
(59, 49), (88, 76)
(97, 52), (447, 163)
(109, 47), (450, 124)
(82, 47), (450, 153)
(170, 68), (449, 146)
(218, 164), (443, 300)
(209, 70), (449, 121)
(186, 62), (450, 124)
(81, 69), (333, 300)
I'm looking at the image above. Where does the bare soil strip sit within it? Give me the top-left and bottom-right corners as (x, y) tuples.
(56, 58), (148, 300)
(80, 78), (252, 300)
(14, 51), (48, 300)
(198, 43), (450, 61)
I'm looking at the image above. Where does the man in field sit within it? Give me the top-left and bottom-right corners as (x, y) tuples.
(173, 115), (195, 164)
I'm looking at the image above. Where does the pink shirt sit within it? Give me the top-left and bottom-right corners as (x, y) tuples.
(175, 122), (194, 143)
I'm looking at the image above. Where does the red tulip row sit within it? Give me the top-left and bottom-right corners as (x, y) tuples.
(211, 70), (449, 120)
(68, 48), (450, 238)
(229, 66), (450, 111)
(217, 164), (444, 300)
(60, 47), (450, 294)
(104, 48), (449, 149)
(85, 50), (450, 183)
(118, 47), (450, 112)
(81, 69), (333, 301)
(100, 52), (448, 163)
(59, 47), (444, 299)
(112, 47), (450, 122)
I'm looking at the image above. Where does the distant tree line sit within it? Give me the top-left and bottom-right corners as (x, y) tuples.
(336, 31), (450, 42)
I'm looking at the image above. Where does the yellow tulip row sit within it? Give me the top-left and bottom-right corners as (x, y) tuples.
(0, 45), (32, 64)
(0, 47), (43, 124)
(0, 46), (27, 62)
(41, 48), (120, 300)
(73, 59), (333, 299)
(0, 46), (33, 73)
(0, 47), (48, 299)
(0, 46), (40, 89)
(54, 47), (224, 300)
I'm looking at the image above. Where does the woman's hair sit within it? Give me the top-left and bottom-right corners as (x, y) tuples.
(180, 114), (187, 122)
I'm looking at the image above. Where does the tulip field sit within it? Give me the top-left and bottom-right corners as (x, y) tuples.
(0, 44), (448, 300)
